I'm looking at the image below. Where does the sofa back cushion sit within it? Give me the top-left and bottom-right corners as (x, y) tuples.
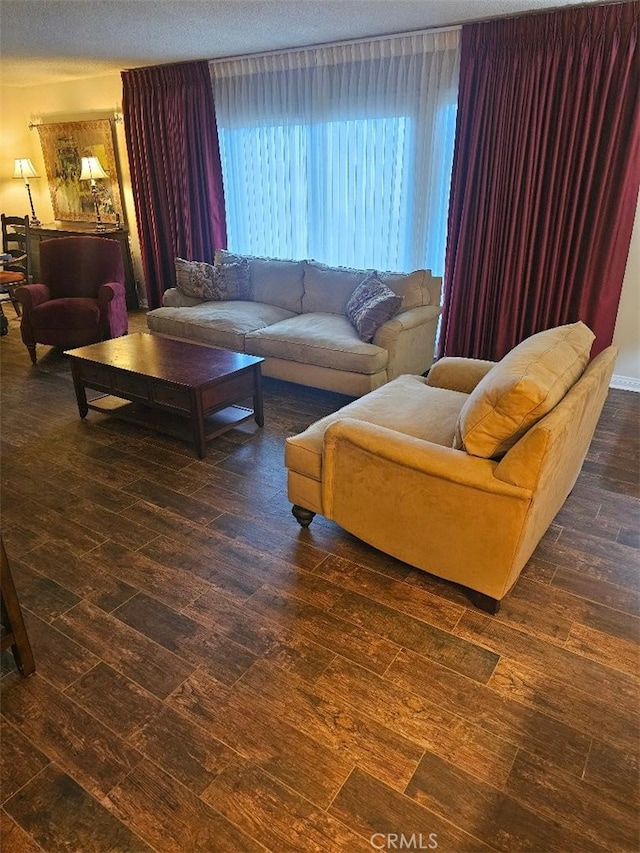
(216, 250), (304, 313)
(302, 261), (368, 314)
(454, 321), (595, 459)
(302, 261), (436, 315)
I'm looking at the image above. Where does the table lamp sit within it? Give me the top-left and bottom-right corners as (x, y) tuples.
(80, 156), (108, 232)
(13, 159), (41, 226)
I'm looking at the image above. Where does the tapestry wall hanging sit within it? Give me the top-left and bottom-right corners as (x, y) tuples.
(36, 119), (124, 225)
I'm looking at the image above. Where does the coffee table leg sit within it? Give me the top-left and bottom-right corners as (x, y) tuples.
(192, 392), (207, 458)
(253, 365), (264, 427)
(70, 361), (89, 418)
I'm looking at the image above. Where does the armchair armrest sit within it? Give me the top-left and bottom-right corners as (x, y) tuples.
(374, 304), (442, 379)
(321, 418), (532, 600)
(323, 419), (530, 500)
(15, 283), (51, 311)
(97, 280), (126, 304)
(426, 357), (496, 393)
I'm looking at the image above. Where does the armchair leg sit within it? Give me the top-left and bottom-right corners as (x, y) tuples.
(26, 344), (37, 365)
(469, 591), (501, 615)
(292, 505), (316, 528)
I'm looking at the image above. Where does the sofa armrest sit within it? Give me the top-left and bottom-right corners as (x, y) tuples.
(426, 357), (496, 393)
(162, 287), (207, 308)
(15, 283), (51, 310)
(374, 305), (442, 379)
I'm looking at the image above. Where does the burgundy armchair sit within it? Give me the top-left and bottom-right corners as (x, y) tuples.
(16, 236), (128, 364)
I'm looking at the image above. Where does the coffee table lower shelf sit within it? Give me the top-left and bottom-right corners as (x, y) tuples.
(87, 394), (256, 445)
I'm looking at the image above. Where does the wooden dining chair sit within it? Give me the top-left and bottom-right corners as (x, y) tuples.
(1, 214), (32, 317)
(1, 538), (35, 677)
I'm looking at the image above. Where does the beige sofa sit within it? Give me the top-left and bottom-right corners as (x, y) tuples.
(285, 322), (617, 612)
(146, 252), (442, 396)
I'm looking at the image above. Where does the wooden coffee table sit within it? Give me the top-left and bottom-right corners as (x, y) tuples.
(67, 333), (264, 457)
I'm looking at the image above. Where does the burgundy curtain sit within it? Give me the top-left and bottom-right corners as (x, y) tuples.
(440, 2), (640, 360)
(122, 61), (227, 308)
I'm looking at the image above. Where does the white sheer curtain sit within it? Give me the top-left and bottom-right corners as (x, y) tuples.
(211, 31), (460, 276)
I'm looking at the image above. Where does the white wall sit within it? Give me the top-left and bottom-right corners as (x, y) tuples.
(611, 202), (640, 387)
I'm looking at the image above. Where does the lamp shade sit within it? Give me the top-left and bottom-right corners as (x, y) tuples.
(80, 156), (108, 182)
(13, 158), (39, 180)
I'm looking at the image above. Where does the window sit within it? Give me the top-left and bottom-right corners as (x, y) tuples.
(212, 31), (460, 277)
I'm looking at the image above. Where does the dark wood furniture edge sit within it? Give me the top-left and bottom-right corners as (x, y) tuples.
(1, 538), (35, 676)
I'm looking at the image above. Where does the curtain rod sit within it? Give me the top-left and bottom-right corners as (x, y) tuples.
(209, 24), (460, 66)
(209, 0), (621, 66)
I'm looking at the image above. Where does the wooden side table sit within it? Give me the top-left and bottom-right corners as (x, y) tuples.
(1, 538), (35, 677)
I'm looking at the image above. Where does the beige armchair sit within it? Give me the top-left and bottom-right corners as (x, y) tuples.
(285, 323), (617, 612)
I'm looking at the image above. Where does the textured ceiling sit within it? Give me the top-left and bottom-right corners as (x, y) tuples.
(0, 0), (607, 87)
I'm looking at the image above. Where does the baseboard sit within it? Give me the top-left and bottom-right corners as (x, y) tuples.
(610, 374), (640, 392)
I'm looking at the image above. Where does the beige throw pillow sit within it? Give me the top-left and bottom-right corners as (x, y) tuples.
(454, 321), (595, 458)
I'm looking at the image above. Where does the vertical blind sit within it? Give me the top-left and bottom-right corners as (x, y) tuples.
(211, 30), (460, 276)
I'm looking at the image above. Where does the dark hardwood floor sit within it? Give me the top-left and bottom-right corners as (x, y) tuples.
(1, 309), (638, 853)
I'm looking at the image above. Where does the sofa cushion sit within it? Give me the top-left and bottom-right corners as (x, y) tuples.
(346, 272), (402, 342)
(216, 250), (304, 313)
(454, 321), (596, 459)
(285, 375), (468, 481)
(217, 258), (252, 300)
(245, 313), (388, 375)
(175, 258), (224, 301)
(145, 302), (296, 351)
(30, 297), (101, 331)
(302, 261), (369, 315)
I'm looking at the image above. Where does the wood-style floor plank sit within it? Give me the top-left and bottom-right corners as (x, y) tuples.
(504, 751), (638, 853)
(0, 811), (46, 853)
(331, 588), (500, 682)
(0, 721), (51, 804)
(404, 750), (607, 853)
(236, 659), (424, 791)
(387, 648), (592, 776)
(114, 591), (258, 684)
(488, 656), (640, 753)
(18, 541), (138, 614)
(53, 600), (196, 698)
(63, 662), (164, 739)
(329, 766), (494, 853)
(202, 756), (373, 852)
(19, 610), (101, 690)
(103, 758), (266, 853)
(3, 764), (153, 853)
(1, 676), (143, 799)
(166, 668), (353, 808)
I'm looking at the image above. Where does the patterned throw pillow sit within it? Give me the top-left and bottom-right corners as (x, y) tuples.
(174, 257), (252, 301)
(175, 258), (224, 301)
(346, 272), (403, 342)
(216, 257), (252, 300)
